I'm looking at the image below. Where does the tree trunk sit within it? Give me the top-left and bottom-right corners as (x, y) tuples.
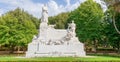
(117, 45), (120, 53)
(9, 47), (14, 53)
(9, 44), (15, 53)
(117, 41), (120, 54)
(92, 39), (97, 53)
(23, 46), (27, 53)
(0, 45), (1, 51)
(113, 15), (120, 35)
(17, 46), (20, 52)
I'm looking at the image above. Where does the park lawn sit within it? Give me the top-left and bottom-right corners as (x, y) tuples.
(0, 55), (120, 61)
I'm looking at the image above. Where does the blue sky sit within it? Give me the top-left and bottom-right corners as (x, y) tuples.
(0, 0), (107, 18)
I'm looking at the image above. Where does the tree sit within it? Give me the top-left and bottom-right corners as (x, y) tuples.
(102, 0), (120, 53)
(102, 0), (120, 34)
(48, 12), (70, 29)
(0, 8), (39, 53)
(104, 10), (120, 53)
(68, 0), (104, 52)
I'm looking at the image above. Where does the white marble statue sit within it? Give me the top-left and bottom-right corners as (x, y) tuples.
(68, 20), (76, 37)
(70, 21), (76, 33)
(32, 35), (37, 42)
(41, 4), (48, 23)
(26, 5), (86, 57)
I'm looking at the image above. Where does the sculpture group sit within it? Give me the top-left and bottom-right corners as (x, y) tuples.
(26, 4), (86, 57)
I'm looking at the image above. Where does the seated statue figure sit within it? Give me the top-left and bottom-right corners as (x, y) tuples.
(68, 20), (76, 37)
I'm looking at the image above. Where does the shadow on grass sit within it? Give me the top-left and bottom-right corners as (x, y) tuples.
(87, 53), (120, 58)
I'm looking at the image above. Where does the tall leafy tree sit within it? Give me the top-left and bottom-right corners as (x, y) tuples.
(102, 0), (120, 53)
(68, 0), (104, 51)
(102, 0), (120, 34)
(0, 8), (39, 52)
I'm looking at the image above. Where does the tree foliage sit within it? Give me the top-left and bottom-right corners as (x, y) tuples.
(0, 8), (39, 52)
(68, 0), (104, 42)
(48, 12), (69, 29)
(103, 0), (120, 52)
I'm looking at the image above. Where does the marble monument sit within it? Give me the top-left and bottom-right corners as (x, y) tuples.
(26, 4), (86, 57)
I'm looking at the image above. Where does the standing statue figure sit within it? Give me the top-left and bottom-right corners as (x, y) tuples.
(41, 4), (48, 23)
(71, 21), (76, 34)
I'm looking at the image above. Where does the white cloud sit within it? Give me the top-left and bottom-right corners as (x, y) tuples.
(95, 0), (107, 11)
(0, 0), (43, 18)
(0, 0), (107, 18)
(0, 9), (4, 16)
(66, 0), (70, 6)
(0, 0), (82, 18)
(48, 0), (60, 16)
(67, 2), (79, 11)
(79, 0), (86, 4)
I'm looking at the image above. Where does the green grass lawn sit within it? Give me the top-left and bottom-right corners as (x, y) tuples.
(0, 54), (120, 62)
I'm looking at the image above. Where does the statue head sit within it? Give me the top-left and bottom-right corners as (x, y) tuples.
(42, 4), (48, 11)
(44, 4), (47, 7)
(72, 20), (74, 23)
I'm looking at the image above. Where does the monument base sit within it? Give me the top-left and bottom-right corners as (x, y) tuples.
(26, 42), (86, 57)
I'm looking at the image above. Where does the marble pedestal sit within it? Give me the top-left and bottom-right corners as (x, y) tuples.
(26, 42), (86, 57)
